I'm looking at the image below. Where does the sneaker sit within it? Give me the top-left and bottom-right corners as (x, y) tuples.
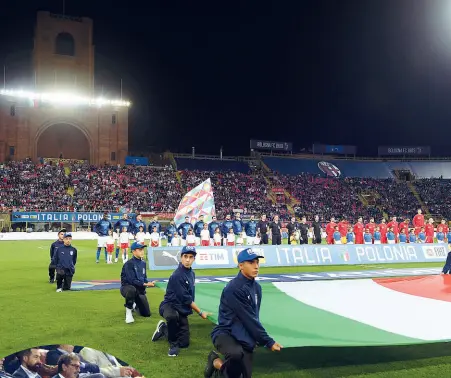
(96, 260), (99, 264)
(125, 308), (134, 324)
(56, 288), (62, 293)
(115, 258), (118, 263)
(204, 351), (220, 378)
(152, 320), (167, 342)
(168, 345), (179, 357)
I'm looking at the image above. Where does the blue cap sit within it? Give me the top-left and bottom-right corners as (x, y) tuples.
(130, 241), (147, 251)
(180, 246), (197, 256)
(237, 248), (264, 263)
(63, 232), (72, 238)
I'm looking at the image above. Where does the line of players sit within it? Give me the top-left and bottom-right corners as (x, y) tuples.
(92, 212), (284, 263)
(325, 210), (450, 245)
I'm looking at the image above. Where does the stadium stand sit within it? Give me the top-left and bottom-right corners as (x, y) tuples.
(2, 156), (451, 222)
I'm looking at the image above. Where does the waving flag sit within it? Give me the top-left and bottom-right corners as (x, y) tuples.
(174, 178), (216, 226)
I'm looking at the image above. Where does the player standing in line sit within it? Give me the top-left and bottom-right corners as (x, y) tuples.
(204, 248), (282, 378)
(365, 217), (376, 236)
(378, 218), (388, 244)
(200, 223), (210, 246)
(105, 230), (115, 264)
(325, 217), (336, 245)
(413, 209), (425, 236)
(221, 215), (234, 245)
(440, 219), (449, 238)
(148, 215), (161, 237)
(94, 212), (112, 264)
(213, 228), (222, 246)
(245, 215), (257, 246)
(232, 213), (244, 240)
(152, 246), (210, 357)
(208, 216), (221, 245)
(149, 226), (161, 247)
(338, 217), (348, 244)
(425, 218), (435, 243)
(178, 216), (194, 246)
(120, 226), (131, 263)
(353, 217), (364, 244)
(165, 220), (178, 246)
(387, 216), (399, 242)
(49, 228), (66, 283)
(114, 213), (131, 263)
(194, 215), (205, 246)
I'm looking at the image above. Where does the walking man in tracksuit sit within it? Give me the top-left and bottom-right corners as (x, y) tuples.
(51, 233), (78, 292)
(49, 228), (66, 283)
(151, 246), (210, 357)
(120, 241), (156, 324)
(204, 248), (282, 378)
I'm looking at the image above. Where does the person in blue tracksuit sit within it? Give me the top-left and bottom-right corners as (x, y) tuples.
(48, 228), (66, 283)
(148, 216), (161, 234)
(120, 241), (156, 324)
(94, 212), (112, 263)
(244, 215), (258, 245)
(194, 215), (205, 239)
(165, 220), (178, 245)
(114, 213), (131, 262)
(152, 246), (209, 357)
(232, 213), (243, 236)
(177, 216), (193, 243)
(204, 248), (282, 378)
(131, 213), (146, 235)
(208, 216), (220, 240)
(387, 228), (396, 244)
(437, 227), (445, 243)
(221, 215), (233, 243)
(51, 233), (77, 292)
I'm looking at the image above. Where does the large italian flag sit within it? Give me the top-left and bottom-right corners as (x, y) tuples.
(174, 275), (451, 347)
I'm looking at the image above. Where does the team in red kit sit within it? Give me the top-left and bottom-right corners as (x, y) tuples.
(325, 209), (449, 244)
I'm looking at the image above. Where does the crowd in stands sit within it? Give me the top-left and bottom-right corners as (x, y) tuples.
(1, 160), (451, 222)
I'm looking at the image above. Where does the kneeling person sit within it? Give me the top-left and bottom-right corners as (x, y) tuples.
(51, 232), (77, 292)
(152, 246), (210, 357)
(120, 241), (156, 324)
(204, 248), (282, 378)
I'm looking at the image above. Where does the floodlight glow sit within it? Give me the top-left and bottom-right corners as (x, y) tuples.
(0, 89), (131, 107)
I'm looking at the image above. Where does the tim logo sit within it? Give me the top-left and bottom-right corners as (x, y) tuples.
(318, 161), (341, 178)
(422, 246), (447, 259)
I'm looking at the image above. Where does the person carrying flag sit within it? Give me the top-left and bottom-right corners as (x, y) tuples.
(204, 248), (282, 378)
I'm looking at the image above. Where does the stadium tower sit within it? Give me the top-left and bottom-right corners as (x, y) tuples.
(0, 11), (129, 164)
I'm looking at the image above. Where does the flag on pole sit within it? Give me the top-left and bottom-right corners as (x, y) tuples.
(174, 178), (216, 226)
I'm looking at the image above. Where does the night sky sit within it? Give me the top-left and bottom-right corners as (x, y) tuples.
(1, 0), (451, 156)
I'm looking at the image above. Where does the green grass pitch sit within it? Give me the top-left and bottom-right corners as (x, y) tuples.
(1, 240), (451, 377)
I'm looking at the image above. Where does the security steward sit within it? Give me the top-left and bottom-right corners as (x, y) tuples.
(268, 215), (282, 245)
(49, 228), (66, 283)
(120, 241), (156, 324)
(204, 248), (282, 378)
(152, 246), (209, 357)
(286, 217), (298, 245)
(51, 232), (77, 292)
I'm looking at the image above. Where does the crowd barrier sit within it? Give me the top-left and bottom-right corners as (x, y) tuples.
(147, 243), (449, 270)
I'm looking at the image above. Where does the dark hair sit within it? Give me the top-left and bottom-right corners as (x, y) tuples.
(57, 353), (80, 373)
(17, 349), (38, 362)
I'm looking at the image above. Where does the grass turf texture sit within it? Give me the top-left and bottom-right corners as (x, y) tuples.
(1, 240), (451, 378)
